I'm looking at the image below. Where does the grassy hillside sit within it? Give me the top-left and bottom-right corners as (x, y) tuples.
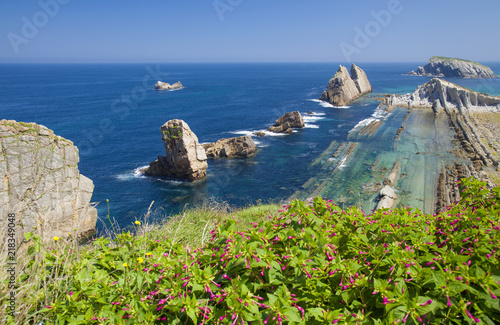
(1, 178), (499, 324)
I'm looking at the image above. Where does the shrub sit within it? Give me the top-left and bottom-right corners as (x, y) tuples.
(7, 178), (500, 324)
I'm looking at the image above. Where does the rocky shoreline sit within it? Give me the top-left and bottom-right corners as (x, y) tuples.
(294, 77), (500, 214)
(384, 78), (499, 212)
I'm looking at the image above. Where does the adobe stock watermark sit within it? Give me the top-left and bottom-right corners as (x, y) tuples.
(77, 65), (169, 156)
(7, 0), (71, 54)
(213, 0), (244, 21)
(340, 0), (411, 62)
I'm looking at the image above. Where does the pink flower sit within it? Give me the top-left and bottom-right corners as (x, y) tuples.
(465, 310), (480, 323)
(447, 295), (452, 307)
(420, 299), (432, 306)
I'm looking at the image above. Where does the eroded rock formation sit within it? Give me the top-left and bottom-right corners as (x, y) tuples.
(0, 120), (97, 245)
(202, 135), (257, 158)
(320, 64), (372, 106)
(389, 78), (500, 114)
(155, 81), (183, 90)
(376, 185), (398, 210)
(145, 120), (207, 181)
(267, 111), (305, 134)
(408, 56), (496, 78)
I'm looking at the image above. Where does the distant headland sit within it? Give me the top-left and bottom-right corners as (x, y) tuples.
(407, 56), (496, 78)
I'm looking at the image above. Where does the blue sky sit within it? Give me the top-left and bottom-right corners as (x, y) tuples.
(1, 0), (499, 63)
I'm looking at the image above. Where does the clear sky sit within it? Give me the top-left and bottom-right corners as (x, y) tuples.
(0, 0), (499, 63)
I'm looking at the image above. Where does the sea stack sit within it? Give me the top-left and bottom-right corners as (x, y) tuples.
(267, 111), (305, 134)
(145, 119), (207, 181)
(321, 64), (372, 106)
(0, 120), (97, 244)
(154, 81), (184, 90)
(407, 57), (496, 78)
(202, 135), (257, 158)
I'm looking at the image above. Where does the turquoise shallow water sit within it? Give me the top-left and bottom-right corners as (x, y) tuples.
(1, 62), (499, 230)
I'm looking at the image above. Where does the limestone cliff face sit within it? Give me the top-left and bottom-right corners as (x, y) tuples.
(389, 78), (500, 113)
(0, 120), (97, 245)
(145, 119), (207, 181)
(321, 64), (372, 106)
(203, 135), (257, 158)
(408, 57), (496, 78)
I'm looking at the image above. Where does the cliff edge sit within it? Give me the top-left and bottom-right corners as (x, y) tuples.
(408, 56), (496, 78)
(0, 120), (97, 246)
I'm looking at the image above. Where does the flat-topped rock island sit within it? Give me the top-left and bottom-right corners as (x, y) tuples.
(408, 56), (496, 78)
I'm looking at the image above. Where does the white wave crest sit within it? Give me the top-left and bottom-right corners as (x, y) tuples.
(115, 165), (149, 181)
(303, 115), (325, 122)
(304, 123), (319, 129)
(308, 99), (350, 109)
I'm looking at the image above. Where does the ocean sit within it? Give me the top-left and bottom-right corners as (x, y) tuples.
(1, 62), (499, 230)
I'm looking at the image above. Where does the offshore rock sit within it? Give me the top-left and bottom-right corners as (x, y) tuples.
(376, 185), (398, 210)
(202, 135), (257, 158)
(0, 120), (97, 245)
(154, 81), (183, 90)
(408, 57), (496, 78)
(267, 111), (305, 134)
(145, 119), (207, 181)
(320, 64), (372, 106)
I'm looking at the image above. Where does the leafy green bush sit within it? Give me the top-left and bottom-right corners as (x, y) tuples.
(13, 178), (500, 324)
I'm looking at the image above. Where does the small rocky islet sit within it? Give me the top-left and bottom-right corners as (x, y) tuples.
(407, 56), (497, 78)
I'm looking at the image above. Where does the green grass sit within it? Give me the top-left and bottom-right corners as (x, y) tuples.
(3, 179), (500, 324)
(0, 201), (282, 324)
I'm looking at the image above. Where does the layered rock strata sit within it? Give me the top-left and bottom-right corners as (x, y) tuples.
(202, 135), (257, 158)
(145, 120), (207, 181)
(387, 78), (500, 212)
(154, 81), (183, 90)
(320, 64), (372, 106)
(389, 78), (500, 114)
(0, 120), (97, 245)
(408, 56), (496, 78)
(267, 111), (305, 134)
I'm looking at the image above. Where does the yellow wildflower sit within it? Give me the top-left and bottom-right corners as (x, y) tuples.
(53, 236), (59, 241)
(137, 257), (144, 264)
(123, 263), (128, 267)
(135, 221), (141, 225)
(145, 252), (152, 256)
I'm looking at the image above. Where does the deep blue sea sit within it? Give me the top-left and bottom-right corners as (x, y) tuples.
(1, 62), (499, 230)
